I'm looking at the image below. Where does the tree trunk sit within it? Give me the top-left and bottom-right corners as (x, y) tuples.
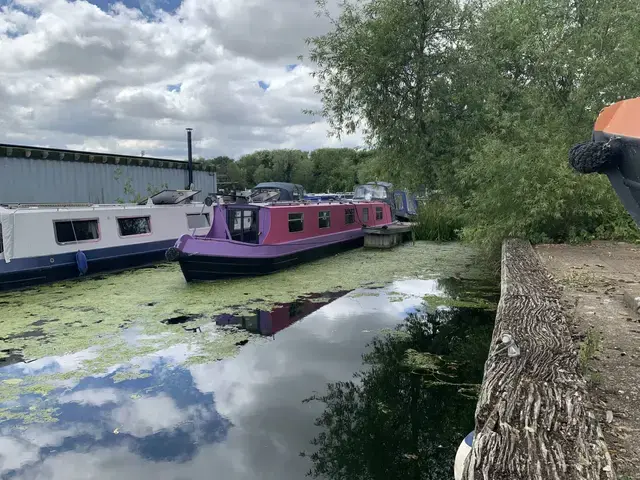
(462, 238), (614, 480)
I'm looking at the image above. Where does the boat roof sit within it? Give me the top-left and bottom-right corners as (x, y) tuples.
(594, 97), (640, 139)
(252, 200), (385, 209)
(0, 190), (203, 212)
(0, 202), (202, 214)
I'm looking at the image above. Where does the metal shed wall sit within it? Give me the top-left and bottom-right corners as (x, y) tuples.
(0, 156), (217, 204)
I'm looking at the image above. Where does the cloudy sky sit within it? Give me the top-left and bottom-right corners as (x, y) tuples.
(0, 0), (364, 160)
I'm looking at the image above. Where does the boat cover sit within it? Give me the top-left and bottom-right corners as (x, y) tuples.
(139, 189), (201, 205)
(0, 208), (15, 262)
(251, 183), (305, 201)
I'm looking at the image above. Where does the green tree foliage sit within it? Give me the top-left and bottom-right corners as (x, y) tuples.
(306, 0), (469, 190)
(200, 147), (383, 193)
(237, 149), (314, 187)
(309, 148), (360, 192)
(457, 0), (640, 251)
(306, 0), (640, 252)
(195, 156), (245, 192)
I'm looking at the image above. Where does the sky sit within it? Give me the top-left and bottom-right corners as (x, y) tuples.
(0, 0), (365, 160)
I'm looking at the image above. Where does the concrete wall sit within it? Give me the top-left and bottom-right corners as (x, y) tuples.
(0, 156), (217, 204)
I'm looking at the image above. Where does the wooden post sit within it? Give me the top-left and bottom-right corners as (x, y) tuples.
(463, 238), (613, 480)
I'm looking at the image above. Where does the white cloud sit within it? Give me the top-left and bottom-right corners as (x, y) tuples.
(0, 436), (39, 471)
(110, 395), (187, 437)
(59, 388), (122, 407)
(0, 0), (365, 159)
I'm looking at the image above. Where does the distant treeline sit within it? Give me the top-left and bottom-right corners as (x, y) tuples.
(195, 148), (388, 193)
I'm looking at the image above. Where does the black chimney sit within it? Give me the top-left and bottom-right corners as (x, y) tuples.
(186, 127), (193, 189)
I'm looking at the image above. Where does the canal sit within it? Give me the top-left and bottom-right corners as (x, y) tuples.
(0, 242), (498, 479)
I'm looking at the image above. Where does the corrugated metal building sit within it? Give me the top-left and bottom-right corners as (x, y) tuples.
(0, 144), (217, 204)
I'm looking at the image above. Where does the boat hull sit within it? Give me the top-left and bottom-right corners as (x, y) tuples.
(178, 236), (364, 281)
(0, 240), (175, 292)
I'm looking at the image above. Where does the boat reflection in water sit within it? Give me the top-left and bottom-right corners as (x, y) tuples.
(214, 290), (350, 336)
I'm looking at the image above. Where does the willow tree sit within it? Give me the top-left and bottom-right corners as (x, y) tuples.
(458, 0), (640, 251)
(305, 0), (471, 190)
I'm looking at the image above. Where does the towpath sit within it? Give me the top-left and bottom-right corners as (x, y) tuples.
(537, 241), (640, 479)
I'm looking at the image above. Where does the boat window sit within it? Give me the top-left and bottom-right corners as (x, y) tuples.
(376, 206), (384, 220)
(0, 223), (3, 255)
(187, 213), (210, 229)
(231, 210), (254, 230)
(345, 208), (355, 225)
(362, 208), (369, 223)
(288, 213), (304, 232)
(232, 210), (242, 230)
(54, 219), (100, 244)
(227, 209), (259, 244)
(117, 216), (151, 237)
(395, 193), (404, 210)
(318, 211), (331, 228)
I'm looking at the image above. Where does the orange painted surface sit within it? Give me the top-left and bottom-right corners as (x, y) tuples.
(594, 98), (640, 139)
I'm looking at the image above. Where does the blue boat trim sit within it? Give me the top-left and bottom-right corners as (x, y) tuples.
(464, 431), (474, 447)
(0, 239), (176, 291)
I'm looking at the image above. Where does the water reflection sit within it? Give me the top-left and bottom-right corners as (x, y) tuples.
(1, 357), (232, 478)
(0, 277), (497, 480)
(214, 291), (350, 336)
(304, 291), (497, 480)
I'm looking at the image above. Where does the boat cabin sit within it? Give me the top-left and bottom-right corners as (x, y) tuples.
(0, 190), (212, 291)
(172, 197), (395, 281)
(353, 181), (418, 221)
(209, 199), (393, 246)
(392, 191), (418, 221)
(353, 182), (392, 202)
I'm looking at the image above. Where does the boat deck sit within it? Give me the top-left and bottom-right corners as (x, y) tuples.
(362, 222), (415, 249)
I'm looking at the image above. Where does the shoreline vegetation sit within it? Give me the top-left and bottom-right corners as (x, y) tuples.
(197, 0), (640, 258)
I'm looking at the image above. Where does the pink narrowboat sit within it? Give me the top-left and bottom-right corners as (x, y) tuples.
(166, 192), (394, 282)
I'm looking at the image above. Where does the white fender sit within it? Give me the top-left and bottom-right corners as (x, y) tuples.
(453, 431), (474, 480)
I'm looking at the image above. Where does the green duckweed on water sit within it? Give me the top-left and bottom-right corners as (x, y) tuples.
(0, 242), (491, 421)
(0, 407), (59, 425)
(422, 294), (496, 310)
(0, 242), (485, 364)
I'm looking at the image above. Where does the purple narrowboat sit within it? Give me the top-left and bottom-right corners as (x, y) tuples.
(166, 195), (394, 282)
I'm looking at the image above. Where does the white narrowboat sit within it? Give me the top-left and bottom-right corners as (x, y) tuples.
(0, 190), (211, 291)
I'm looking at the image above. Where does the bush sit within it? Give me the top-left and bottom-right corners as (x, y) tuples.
(458, 129), (640, 258)
(412, 196), (464, 242)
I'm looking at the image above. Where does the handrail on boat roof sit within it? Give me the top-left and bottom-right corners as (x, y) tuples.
(0, 202), (165, 210)
(0, 202), (96, 209)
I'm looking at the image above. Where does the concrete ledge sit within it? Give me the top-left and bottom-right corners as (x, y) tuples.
(462, 238), (614, 479)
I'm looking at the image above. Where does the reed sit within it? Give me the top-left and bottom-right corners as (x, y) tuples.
(412, 197), (463, 242)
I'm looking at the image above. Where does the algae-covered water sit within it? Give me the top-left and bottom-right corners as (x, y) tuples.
(0, 242), (498, 479)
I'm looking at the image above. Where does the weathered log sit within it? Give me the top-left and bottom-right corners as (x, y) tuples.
(463, 238), (614, 480)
